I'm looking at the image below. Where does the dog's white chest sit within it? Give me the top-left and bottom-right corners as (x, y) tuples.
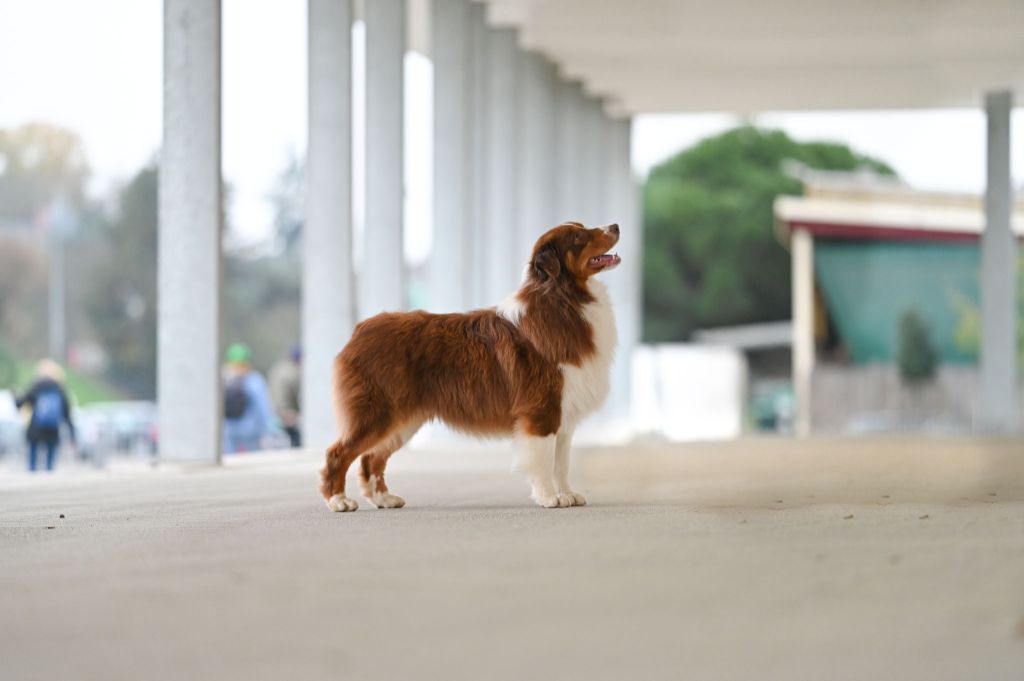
(560, 281), (617, 428)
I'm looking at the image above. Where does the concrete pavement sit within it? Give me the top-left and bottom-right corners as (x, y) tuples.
(2, 437), (1023, 680)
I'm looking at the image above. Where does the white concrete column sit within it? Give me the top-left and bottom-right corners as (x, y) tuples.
(979, 90), (1018, 433)
(362, 0), (405, 316)
(792, 228), (815, 437)
(603, 116), (640, 435)
(554, 80), (584, 223)
(159, 0), (222, 462)
(430, 0), (473, 313)
(304, 0), (354, 449)
(541, 60), (561, 230)
(517, 51), (558, 258)
(482, 27), (521, 302)
(579, 95), (607, 226)
(467, 1), (489, 309)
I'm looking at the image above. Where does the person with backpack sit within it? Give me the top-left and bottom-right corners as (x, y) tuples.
(222, 343), (280, 454)
(269, 343), (302, 448)
(16, 359), (76, 472)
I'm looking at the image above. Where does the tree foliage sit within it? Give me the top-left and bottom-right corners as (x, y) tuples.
(223, 251), (301, 371)
(897, 309), (938, 384)
(0, 236), (48, 359)
(951, 259), (1024, 365)
(85, 165), (159, 397)
(642, 126), (896, 341)
(0, 123), (89, 222)
(268, 152), (304, 256)
(0, 122), (307, 397)
(222, 154), (303, 370)
(78, 157), (304, 398)
(0, 123), (93, 364)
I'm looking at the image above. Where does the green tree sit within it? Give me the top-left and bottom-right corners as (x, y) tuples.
(0, 337), (16, 389)
(79, 155), (304, 396)
(643, 126), (896, 341)
(897, 310), (938, 385)
(0, 123), (88, 222)
(222, 154), (303, 371)
(951, 258), (1024, 365)
(223, 252), (301, 371)
(85, 165), (159, 397)
(0, 236), (48, 359)
(0, 123), (92, 362)
(268, 152), (304, 256)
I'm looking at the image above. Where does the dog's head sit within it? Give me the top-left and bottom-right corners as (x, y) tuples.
(528, 221), (621, 286)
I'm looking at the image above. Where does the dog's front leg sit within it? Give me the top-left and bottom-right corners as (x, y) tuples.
(515, 433), (573, 508)
(554, 429), (586, 506)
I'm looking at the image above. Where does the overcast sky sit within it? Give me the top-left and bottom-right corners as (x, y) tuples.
(2, 0), (1022, 264)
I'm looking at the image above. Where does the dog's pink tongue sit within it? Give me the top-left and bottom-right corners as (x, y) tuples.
(589, 254), (621, 269)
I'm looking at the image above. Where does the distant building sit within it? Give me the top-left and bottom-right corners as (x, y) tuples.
(692, 321), (793, 433)
(776, 177), (1024, 434)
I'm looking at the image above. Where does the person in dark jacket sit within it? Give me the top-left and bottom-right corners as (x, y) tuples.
(269, 343), (302, 448)
(16, 359), (76, 472)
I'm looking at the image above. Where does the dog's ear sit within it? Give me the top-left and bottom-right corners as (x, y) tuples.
(532, 244), (561, 281)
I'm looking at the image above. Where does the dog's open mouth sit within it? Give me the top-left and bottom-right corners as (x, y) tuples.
(588, 253), (621, 270)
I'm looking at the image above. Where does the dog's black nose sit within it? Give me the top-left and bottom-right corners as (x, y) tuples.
(607, 223), (620, 235)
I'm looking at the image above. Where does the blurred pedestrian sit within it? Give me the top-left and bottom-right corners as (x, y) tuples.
(269, 343), (302, 448)
(16, 359), (76, 472)
(222, 343), (280, 453)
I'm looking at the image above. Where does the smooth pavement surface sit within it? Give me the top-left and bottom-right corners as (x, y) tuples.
(2, 437), (1023, 681)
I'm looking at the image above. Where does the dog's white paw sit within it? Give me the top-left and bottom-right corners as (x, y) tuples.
(564, 491), (587, 506)
(534, 493), (575, 509)
(368, 492), (406, 509)
(326, 494), (359, 512)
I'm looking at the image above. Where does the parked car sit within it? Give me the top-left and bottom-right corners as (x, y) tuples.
(0, 389), (24, 457)
(75, 401), (158, 465)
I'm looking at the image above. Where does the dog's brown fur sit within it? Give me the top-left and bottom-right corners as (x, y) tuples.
(320, 222), (619, 502)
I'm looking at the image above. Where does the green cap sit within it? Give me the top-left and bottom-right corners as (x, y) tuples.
(225, 343), (251, 364)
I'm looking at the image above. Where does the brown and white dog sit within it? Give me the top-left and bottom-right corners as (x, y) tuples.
(320, 221), (620, 511)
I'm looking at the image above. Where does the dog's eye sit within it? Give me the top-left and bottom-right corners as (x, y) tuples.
(574, 231), (586, 245)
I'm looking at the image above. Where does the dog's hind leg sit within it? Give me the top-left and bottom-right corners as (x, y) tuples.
(358, 420), (422, 509)
(321, 424), (391, 512)
(320, 440), (361, 511)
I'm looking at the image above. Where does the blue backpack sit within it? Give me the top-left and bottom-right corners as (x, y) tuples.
(34, 388), (64, 429)
(224, 376), (249, 420)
